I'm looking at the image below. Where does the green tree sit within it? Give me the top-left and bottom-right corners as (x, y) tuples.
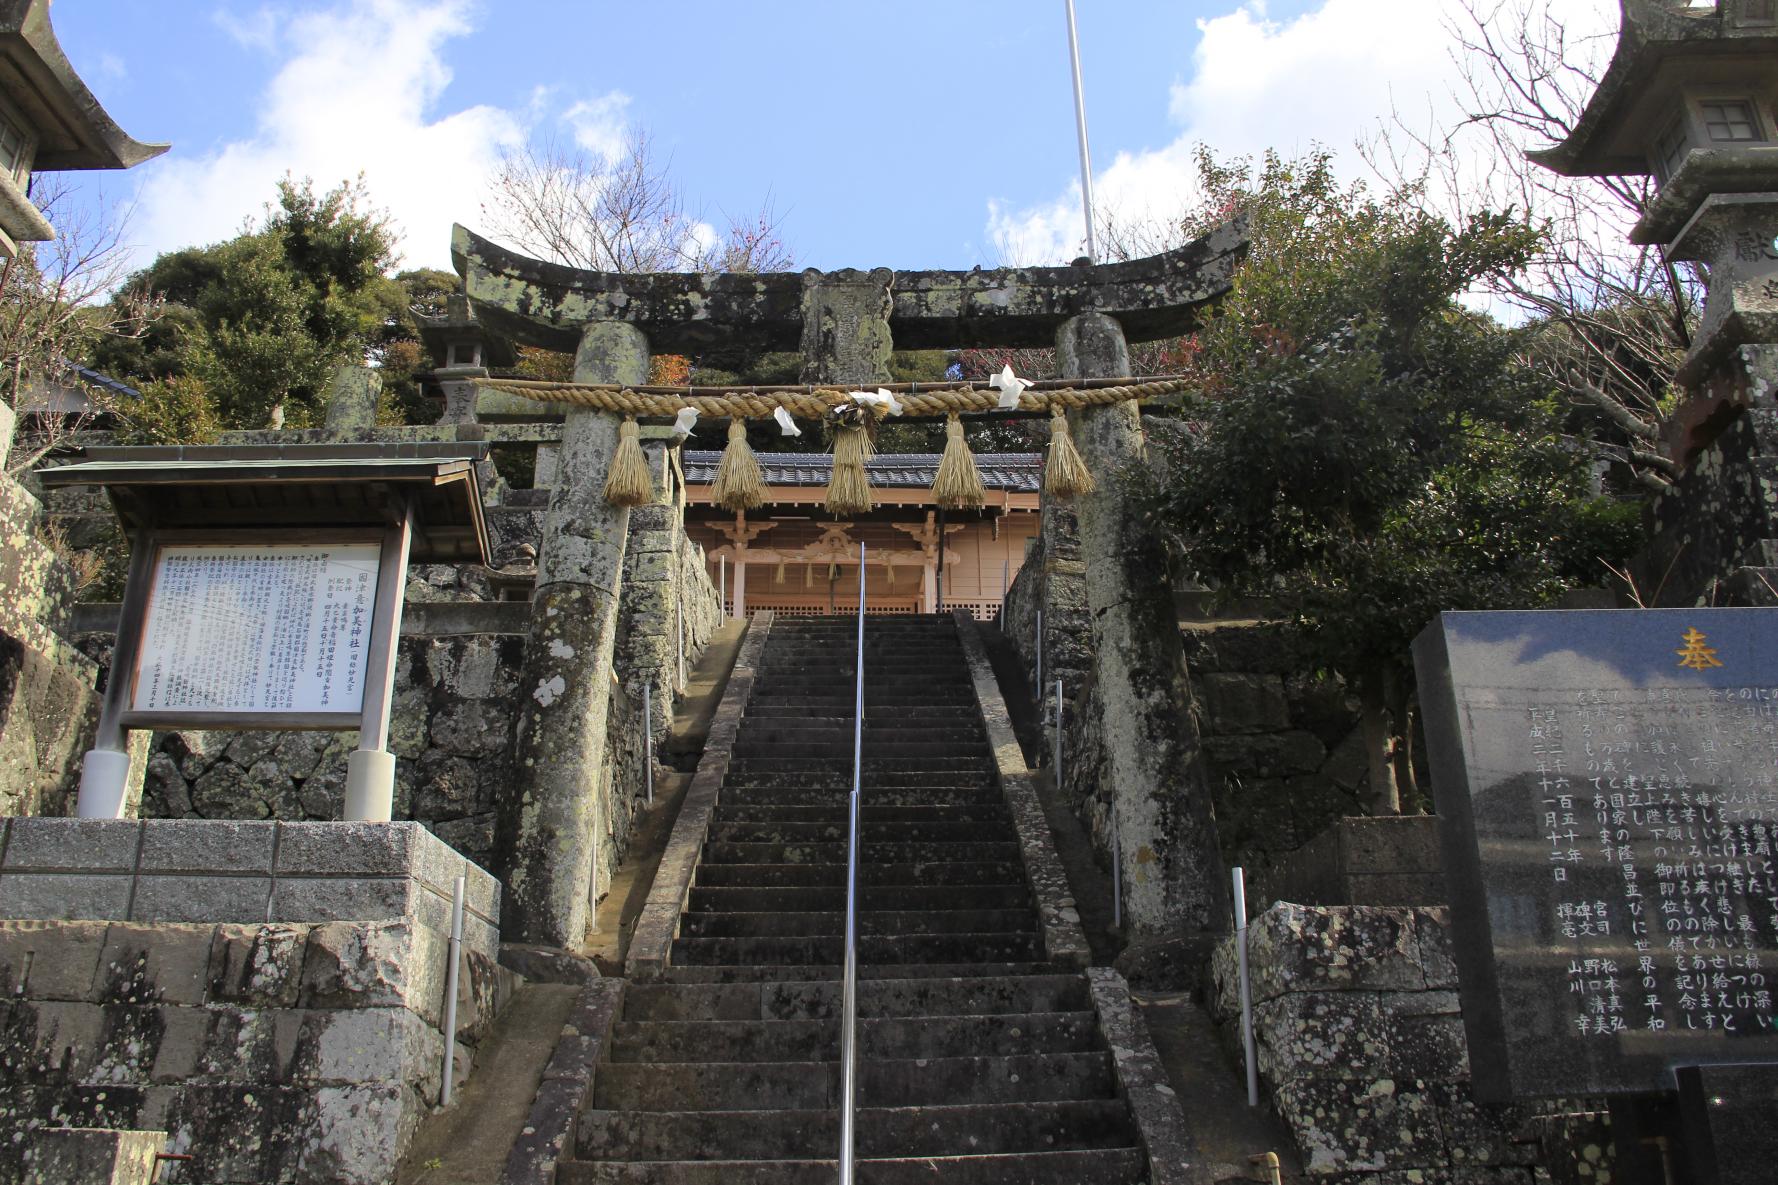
(1146, 147), (1639, 813)
(91, 177), (400, 430)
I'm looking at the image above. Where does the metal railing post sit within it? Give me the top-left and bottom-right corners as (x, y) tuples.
(1234, 865), (1259, 1106)
(840, 542), (865, 1185)
(441, 874), (466, 1105)
(643, 682), (654, 807)
(1035, 609), (1043, 697)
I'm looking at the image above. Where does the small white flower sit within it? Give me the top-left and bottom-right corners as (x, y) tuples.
(773, 407), (802, 437)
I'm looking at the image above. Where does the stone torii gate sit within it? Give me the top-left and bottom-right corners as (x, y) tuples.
(456, 219), (1248, 948)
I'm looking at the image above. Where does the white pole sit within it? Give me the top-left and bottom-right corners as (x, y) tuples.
(676, 596), (686, 687)
(840, 542), (866, 1185)
(719, 556), (727, 620)
(1234, 865), (1259, 1107)
(1035, 609), (1044, 696)
(643, 682), (654, 807)
(1064, 0), (1098, 263)
(1111, 803), (1122, 931)
(441, 874), (466, 1106)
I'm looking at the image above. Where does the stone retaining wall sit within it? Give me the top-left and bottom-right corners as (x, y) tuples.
(1209, 903), (1567, 1183)
(1003, 530), (1369, 905)
(0, 819), (505, 1185)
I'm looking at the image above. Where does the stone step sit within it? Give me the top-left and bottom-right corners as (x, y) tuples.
(577, 1099), (1135, 1160)
(727, 757), (990, 773)
(622, 975), (1091, 1022)
(593, 1051), (1116, 1111)
(743, 705), (980, 721)
(706, 820), (1015, 845)
(659, 962), (1064, 985)
(687, 884), (1031, 914)
(736, 727), (987, 745)
(700, 841), (1022, 865)
(693, 861), (1026, 888)
(556, 1148), (1146, 1185)
(731, 741), (991, 761)
(711, 804), (1010, 825)
(720, 772), (996, 791)
(716, 787), (1004, 808)
(669, 931), (1045, 966)
(678, 909), (1036, 939)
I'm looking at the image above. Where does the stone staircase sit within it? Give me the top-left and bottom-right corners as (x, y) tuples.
(558, 615), (1151, 1183)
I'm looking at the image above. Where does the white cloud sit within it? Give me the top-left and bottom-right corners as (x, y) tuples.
(212, 5), (281, 52)
(131, 0), (534, 270)
(563, 92), (631, 161)
(987, 0), (1621, 265)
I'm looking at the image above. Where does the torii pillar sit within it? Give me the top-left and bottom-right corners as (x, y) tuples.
(497, 321), (647, 945)
(1060, 313), (1231, 946)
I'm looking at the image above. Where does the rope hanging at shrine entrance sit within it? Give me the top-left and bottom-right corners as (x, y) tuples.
(471, 372), (1190, 514)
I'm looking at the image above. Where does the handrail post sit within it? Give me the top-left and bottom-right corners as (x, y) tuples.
(840, 542), (865, 1185)
(643, 682), (654, 807)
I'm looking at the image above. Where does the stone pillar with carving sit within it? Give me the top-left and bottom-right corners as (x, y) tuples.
(1059, 311), (1230, 944)
(496, 322), (647, 946)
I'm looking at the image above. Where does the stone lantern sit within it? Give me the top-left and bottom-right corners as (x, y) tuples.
(1533, 0), (1778, 428)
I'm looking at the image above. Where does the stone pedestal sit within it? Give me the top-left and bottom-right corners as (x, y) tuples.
(499, 321), (647, 947)
(0, 818), (504, 1185)
(1058, 311), (1229, 939)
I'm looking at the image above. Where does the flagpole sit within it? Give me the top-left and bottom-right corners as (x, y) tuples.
(1064, 0), (1097, 263)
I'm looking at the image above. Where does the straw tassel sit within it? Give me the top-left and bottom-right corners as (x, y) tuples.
(805, 562), (815, 588)
(884, 550), (897, 587)
(711, 418), (765, 511)
(825, 424), (875, 516)
(932, 412), (985, 509)
(1044, 409), (1095, 499)
(603, 416), (654, 507)
(775, 557), (786, 585)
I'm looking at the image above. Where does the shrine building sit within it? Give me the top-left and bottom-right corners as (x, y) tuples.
(680, 449), (1041, 619)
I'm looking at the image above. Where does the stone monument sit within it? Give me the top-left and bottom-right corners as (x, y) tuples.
(1417, 607), (1778, 1182)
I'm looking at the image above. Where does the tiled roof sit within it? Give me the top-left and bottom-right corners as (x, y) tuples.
(682, 451), (1043, 493)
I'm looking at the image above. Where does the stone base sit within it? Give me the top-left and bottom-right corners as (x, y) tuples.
(1209, 903), (1543, 1180)
(0, 820), (505, 1185)
(1273, 816), (1447, 908)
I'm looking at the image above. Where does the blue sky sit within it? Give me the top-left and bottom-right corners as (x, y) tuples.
(50, 0), (1620, 277)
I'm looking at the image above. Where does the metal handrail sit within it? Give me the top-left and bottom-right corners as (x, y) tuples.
(839, 542), (865, 1184)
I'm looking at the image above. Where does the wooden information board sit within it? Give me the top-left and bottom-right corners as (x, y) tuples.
(126, 541), (382, 727)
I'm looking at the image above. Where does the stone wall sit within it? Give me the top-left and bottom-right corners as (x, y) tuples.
(1181, 623), (1371, 905)
(0, 407), (103, 819)
(1210, 902), (1546, 1182)
(1002, 526), (1369, 907)
(0, 818), (505, 1185)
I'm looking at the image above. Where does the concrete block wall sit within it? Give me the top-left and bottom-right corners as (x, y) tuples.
(1210, 903), (1548, 1183)
(0, 819), (503, 1185)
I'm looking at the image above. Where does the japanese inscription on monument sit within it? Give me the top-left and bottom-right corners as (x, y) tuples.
(1415, 609), (1778, 1099)
(132, 543), (381, 716)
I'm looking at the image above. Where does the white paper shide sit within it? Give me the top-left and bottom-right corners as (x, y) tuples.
(133, 543), (381, 715)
